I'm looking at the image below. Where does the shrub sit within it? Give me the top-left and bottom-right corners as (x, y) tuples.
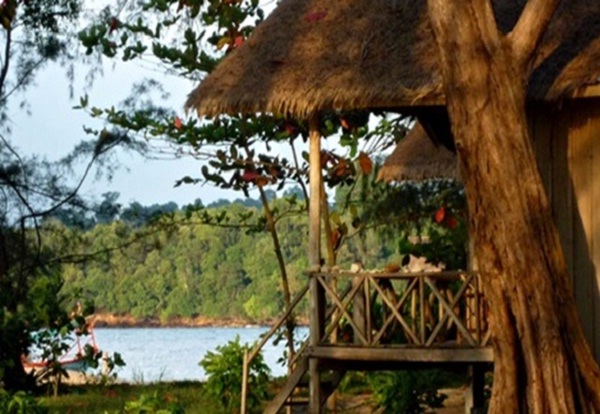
(199, 336), (270, 414)
(0, 389), (47, 414)
(123, 391), (184, 414)
(368, 369), (448, 414)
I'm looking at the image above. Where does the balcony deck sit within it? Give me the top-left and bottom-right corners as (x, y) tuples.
(244, 270), (493, 413)
(308, 270), (492, 360)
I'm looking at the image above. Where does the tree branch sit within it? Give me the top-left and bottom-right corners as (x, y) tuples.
(289, 138), (309, 208)
(508, 0), (563, 68)
(0, 27), (12, 97)
(0, 55), (45, 105)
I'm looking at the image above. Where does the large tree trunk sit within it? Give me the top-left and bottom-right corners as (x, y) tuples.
(426, 1), (600, 412)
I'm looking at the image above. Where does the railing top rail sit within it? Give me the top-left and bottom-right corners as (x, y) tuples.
(311, 270), (477, 280)
(247, 282), (309, 363)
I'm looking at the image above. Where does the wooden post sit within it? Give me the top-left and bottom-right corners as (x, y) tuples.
(465, 231), (485, 413)
(320, 182), (339, 414)
(352, 276), (366, 344)
(419, 276), (425, 344)
(464, 364), (486, 414)
(241, 349), (248, 414)
(308, 113), (324, 413)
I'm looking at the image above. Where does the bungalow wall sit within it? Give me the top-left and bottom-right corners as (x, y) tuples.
(529, 96), (600, 361)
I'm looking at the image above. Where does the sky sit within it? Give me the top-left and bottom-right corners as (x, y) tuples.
(7, 57), (243, 208)
(4, 0), (348, 210)
(3, 0), (295, 209)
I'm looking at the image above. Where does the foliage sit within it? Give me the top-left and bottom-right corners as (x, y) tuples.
(54, 195), (402, 322)
(97, 352), (126, 385)
(37, 382), (217, 414)
(47, 181), (467, 326)
(367, 369), (448, 414)
(0, 261), (71, 391)
(123, 391), (185, 414)
(0, 389), (47, 414)
(336, 174), (468, 269)
(32, 325), (100, 396)
(0, 0), (82, 122)
(199, 336), (270, 414)
(0, 0), (131, 391)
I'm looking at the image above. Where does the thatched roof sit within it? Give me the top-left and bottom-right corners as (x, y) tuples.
(378, 123), (458, 182)
(185, 0), (600, 118)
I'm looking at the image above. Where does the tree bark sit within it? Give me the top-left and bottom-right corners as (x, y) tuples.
(426, 1), (600, 412)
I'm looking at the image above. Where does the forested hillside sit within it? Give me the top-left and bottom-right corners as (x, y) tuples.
(49, 195), (404, 323)
(39, 176), (466, 325)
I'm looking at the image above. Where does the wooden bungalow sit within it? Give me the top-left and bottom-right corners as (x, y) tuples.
(186, 0), (600, 412)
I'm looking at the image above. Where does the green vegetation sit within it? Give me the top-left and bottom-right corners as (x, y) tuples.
(48, 182), (465, 323)
(0, 3), (471, 412)
(38, 382), (216, 414)
(199, 337), (270, 413)
(0, 0), (146, 393)
(0, 389), (47, 414)
(368, 370), (449, 413)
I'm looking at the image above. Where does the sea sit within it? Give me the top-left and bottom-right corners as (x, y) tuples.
(93, 327), (308, 383)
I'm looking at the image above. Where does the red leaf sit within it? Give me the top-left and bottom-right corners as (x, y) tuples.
(434, 207), (446, 224)
(242, 170), (258, 182)
(444, 215), (458, 229)
(255, 176), (269, 187)
(174, 116), (183, 130)
(334, 159), (349, 177)
(305, 11), (328, 22)
(234, 36), (244, 48)
(340, 117), (350, 130)
(284, 122), (297, 136)
(358, 152), (373, 175)
(109, 17), (119, 34)
(331, 229), (342, 251)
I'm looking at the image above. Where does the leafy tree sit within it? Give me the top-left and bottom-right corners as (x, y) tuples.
(0, 0), (81, 120)
(0, 388), (46, 414)
(0, 0), (135, 392)
(337, 175), (468, 270)
(74, 2), (416, 381)
(59, 198), (402, 322)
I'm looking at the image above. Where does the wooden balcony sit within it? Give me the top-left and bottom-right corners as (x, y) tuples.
(308, 270), (493, 365)
(245, 270), (492, 413)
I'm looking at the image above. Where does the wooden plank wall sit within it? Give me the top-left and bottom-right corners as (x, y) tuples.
(530, 99), (600, 361)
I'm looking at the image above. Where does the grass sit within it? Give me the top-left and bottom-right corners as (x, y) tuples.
(37, 369), (471, 413)
(38, 381), (221, 414)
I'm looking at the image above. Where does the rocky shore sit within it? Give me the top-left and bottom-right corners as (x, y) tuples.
(91, 313), (307, 328)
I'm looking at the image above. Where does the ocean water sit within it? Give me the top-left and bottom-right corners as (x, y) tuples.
(93, 326), (308, 382)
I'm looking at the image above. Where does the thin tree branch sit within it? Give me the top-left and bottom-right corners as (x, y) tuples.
(289, 138), (310, 208)
(0, 56), (46, 104)
(20, 137), (127, 222)
(0, 132), (29, 190)
(0, 27), (11, 97)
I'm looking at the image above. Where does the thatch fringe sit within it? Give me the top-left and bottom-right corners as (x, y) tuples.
(378, 123), (458, 182)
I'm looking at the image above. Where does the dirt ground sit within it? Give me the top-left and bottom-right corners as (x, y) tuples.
(298, 387), (465, 413)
